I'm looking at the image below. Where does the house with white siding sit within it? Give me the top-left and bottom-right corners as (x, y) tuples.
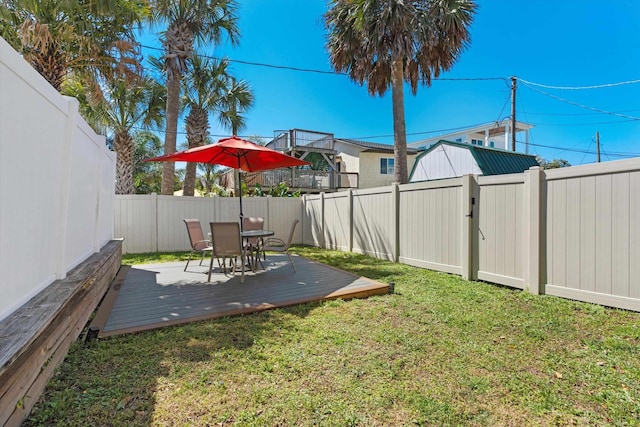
(407, 119), (534, 152)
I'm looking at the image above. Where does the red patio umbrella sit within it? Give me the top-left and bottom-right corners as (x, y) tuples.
(145, 136), (310, 222)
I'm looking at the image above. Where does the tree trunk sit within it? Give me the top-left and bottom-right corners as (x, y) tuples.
(114, 131), (135, 194)
(183, 163), (197, 196)
(391, 58), (408, 184)
(30, 46), (66, 92)
(183, 106), (209, 196)
(161, 76), (181, 195)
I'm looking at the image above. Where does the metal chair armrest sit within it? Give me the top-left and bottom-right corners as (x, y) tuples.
(262, 238), (286, 248)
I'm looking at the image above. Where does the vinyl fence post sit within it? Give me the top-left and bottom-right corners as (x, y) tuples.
(302, 194), (307, 245)
(392, 183), (400, 262)
(92, 133), (110, 253)
(320, 191), (326, 249)
(527, 166), (543, 295)
(348, 188), (353, 253)
(461, 174), (475, 280)
(151, 192), (158, 253)
(265, 195), (270, 231)
(55, 97), (78, 279)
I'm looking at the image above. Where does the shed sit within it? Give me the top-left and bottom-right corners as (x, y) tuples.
(409, 140), (540, 182)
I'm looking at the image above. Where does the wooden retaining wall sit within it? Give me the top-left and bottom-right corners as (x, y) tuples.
(0, 240), (122, 427)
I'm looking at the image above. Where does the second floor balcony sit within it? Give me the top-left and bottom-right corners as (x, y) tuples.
(225, 169), (359, 193)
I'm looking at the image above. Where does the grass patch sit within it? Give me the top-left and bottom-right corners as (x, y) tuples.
(121, 251), (191, 265)
(27, 247), (640, 426)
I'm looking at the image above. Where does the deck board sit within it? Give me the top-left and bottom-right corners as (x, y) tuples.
(97, 254), (389, 337)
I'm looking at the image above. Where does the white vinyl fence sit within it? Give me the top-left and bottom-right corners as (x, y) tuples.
(475, 173), (528, 289)
(0, 37), (115, 321)
(113, 157), (640, 312)
(543, 160), (640, 311)
(114, 195), (304, 253)
(303, 159), (640, 312)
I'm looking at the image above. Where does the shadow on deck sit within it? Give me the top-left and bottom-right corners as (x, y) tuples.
(91, 254), (389, 338)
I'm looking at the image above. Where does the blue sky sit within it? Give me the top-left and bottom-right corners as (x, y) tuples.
(144, 0), (640, 166)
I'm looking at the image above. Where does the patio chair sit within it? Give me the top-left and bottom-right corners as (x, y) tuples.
(183, 219), (214, 272)
(261, 219), (299, 272)
(208, 222), (247, 283)
(242, 216), (264, 270)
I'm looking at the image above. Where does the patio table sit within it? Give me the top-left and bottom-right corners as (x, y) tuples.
(241, 229), (274, 271)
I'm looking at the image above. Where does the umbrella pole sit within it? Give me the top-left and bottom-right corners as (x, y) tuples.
(239, 180), (244, 231)
(238, 158), (244, 231)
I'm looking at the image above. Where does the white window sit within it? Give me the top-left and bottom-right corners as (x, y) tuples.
(380, 158), (394, 175)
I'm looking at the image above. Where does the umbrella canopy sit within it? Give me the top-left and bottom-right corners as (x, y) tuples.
(145, 136), (310, 223)
(146, 136), (309, 172)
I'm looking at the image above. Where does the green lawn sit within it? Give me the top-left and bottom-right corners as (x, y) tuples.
(26, 247), (640, 426)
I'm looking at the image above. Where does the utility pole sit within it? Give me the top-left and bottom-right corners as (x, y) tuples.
(596, 131), (601, 163)
(510, 76), (517, 151)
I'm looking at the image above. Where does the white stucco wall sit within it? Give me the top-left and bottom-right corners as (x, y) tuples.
(358, 152), (417, 188)
(333, 140), (416, 189)
(338, 152), (359, 175)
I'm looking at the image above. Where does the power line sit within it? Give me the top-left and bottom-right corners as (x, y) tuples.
(129, 45), (640, 157)
(517, 139), (640, 158)
(529, 118), (638, 127)
(350, 121), (491, 140)
(143, 44), (341, 75)
(518, 77), (640, 90)
(579, 140), (594, 164)
(133, 123), (640, 160)
(139, 44), (505, 81)
(515, 84), (542, 158)
(141, 44), (341, 75)
(494, 92), (511, 125)
(600, 143), (612, 162)
(132, 125), (274, 140)
(520, 82), (640, 121)
(524, 108), (640, 117)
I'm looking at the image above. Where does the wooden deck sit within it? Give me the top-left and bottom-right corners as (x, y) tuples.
(92, 254), (389, 337)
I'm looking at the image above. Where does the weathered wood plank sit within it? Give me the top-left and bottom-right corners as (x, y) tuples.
(0, 240), (122, 427)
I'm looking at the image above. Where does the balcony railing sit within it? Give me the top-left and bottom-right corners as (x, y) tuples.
(267, 129), (335, 151)
(243, 169), (358, 191)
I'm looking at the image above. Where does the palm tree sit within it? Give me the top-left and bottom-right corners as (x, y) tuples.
(217, 76), (255, 196)
(197, 159), (223, 195)
(65, 74), (166, 194)
(0, 0), (147, 91)
(182, 56), (224, 197)
(133, 131), (165, 194)
(149, 0), (240, 195)
(182, 56), (253, 196)
(325, 0), (477, 184)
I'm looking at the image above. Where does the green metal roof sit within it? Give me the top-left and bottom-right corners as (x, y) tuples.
(410, 140), (540, 178)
